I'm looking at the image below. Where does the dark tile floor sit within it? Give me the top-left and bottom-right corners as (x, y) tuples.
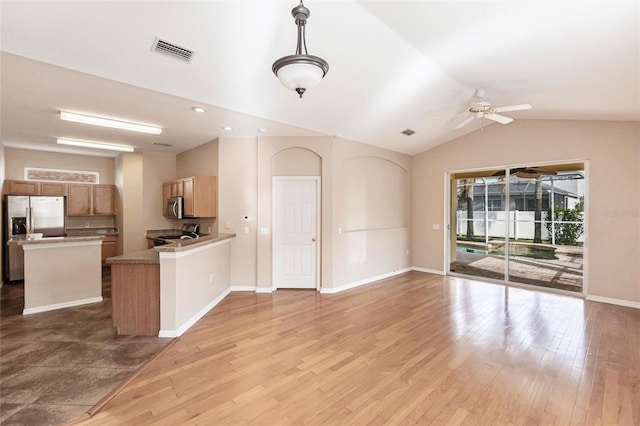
(0, 270), (173, 425)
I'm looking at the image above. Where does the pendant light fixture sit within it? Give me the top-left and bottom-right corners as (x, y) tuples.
(272, 1), (329, 98)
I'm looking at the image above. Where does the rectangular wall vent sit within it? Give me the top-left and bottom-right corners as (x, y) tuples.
(151, 37), (195, 63)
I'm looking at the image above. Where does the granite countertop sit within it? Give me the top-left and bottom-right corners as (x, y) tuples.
(107, 248), (160, 264)
(107, 233), (236, 265)
(8, 235), (105, 246)
(65, 227), (119, 236)
(154, 233), (235, 252)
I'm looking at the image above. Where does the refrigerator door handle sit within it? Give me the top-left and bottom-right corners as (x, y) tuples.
(27, 206), (33, 234)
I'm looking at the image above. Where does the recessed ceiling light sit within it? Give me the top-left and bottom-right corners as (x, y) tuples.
(60, 111), (162, 135)
(192, 107), (206, 113)
(258, 128), (267, 133)
(56, 138), (134, 152)
(222, 126), (233, 131)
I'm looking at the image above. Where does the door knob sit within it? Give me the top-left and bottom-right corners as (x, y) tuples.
(312, 238), (317, 242)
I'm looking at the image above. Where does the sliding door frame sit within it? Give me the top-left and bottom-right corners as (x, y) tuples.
(446, 159), (589, 297)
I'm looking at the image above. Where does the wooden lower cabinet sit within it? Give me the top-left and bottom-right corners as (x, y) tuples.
(101, 236), (118, 266)
(110, 263), (160, 336)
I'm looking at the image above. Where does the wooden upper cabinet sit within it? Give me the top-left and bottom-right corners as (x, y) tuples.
(5, 180), (40, 195)
(67, 184), (92, 215)
(93, 185), (116, 215)
(183, 176), (216, 218)
(162, 176), (216, 218)
(67, 184), (116, 216)
(4, 180), (67, 196)
(39, 182), (67, 196)
(162, 182), (172, 215)
(171, 180), (183, 197)
(183, 177), (195, 217)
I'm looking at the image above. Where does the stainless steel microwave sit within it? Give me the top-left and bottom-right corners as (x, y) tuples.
(166, 197), (183, 219)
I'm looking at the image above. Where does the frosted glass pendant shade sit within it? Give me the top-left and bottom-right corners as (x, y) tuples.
(273, 54), (329, 97)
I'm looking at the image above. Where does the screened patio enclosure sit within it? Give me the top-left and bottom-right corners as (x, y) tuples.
(449, 164), (585, 292)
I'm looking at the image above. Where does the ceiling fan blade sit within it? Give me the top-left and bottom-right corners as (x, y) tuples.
(526, 167), (557, 176)
(485, 113), (513, 124)
(493, 103), (532, 113)
(454, 116), (475, 129)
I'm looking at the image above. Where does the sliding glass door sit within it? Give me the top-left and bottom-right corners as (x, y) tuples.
(449, 164), (585, 293)
(449, 174), (506, 282)
(507, 168), (584, 291)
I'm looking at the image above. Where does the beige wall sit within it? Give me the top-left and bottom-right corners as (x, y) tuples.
(0, 144), (5, 284)
(159, 240), (231, 335)
(176, 139), (218, 234)
(411, 120), (640, 303)
(176, 138), (218, 179)
(219, 135), (411, 291)
(218, 137), (258, 287)
(142, 152), (176, 232)
(4, 148), (115, 183)
(257, 136), (334, 290)
(272, 147), (321, 176)
(116, 152), (177, 253)
(332, 139), (412, 287)
(115, 153), (144, 253)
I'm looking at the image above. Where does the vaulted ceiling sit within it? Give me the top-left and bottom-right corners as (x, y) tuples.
(1, 1), (638, 157)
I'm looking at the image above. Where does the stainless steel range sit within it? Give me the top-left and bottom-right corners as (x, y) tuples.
(152, 223), (200, 246)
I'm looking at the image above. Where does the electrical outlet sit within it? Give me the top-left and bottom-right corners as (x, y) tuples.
(209, 273), (213, 283)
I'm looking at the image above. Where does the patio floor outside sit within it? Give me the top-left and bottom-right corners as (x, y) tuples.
(449, 243), (583, 292)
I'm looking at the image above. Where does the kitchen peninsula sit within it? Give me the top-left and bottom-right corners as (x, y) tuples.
(107, 233), (235, 337)
(8, 235), (104, 315)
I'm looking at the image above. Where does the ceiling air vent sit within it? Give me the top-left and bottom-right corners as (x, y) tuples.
(153, 142), (173, 147)
(151, 37), (195, 63)
(401, 129), (416, 136)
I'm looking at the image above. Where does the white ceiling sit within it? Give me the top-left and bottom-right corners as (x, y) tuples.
(1, 1), (638, 158)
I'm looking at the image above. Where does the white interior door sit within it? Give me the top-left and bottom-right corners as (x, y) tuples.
(273, 177), (319, 289)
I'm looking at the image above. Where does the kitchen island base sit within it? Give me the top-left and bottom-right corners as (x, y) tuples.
(21, 238), (103, 315)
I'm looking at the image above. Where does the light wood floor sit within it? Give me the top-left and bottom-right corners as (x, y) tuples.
(77, 271), (639, 425)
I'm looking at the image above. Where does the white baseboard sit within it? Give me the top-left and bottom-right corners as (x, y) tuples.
(159, 287), (232, 338)
(586, 295), (640, 309)
(255, 286), (275, 294)
(23, 296), (103, 315)
(411, 266), (445, 275)
(230, 285), (257, 292)
(320, 268), (412, 294)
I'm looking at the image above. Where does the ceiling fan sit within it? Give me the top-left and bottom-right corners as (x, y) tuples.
(493, 167), (557, 179)
(455, 89), (532, 129)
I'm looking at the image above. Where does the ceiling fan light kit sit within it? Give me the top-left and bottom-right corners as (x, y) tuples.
(272, 1), (329, 98)
(454, 89), (532, 129)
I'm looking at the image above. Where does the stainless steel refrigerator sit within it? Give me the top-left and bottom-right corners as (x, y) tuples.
(4, 195), (65, 281)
